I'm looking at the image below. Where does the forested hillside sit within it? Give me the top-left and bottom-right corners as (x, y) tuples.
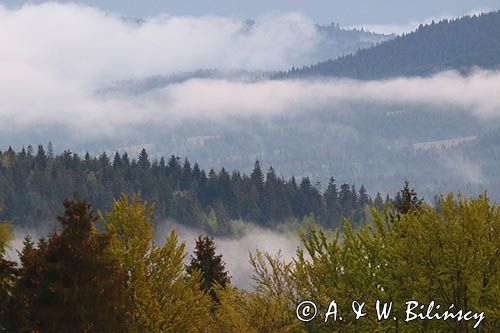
(280, 10), (500, 79)
(0, 145), (387, 234)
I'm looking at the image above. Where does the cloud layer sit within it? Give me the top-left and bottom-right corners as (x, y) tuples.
(4, 68), (500, 137)
(0, 3), (317, 83)
(0, 3), (315, 135)
(156, 70), (500, 120)
(1, 3), (500, 138)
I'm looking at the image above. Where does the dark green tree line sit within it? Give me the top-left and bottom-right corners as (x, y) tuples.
(0, 145), (382, 234)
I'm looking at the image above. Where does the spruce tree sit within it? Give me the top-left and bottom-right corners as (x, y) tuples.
(138, 148), (150, 169)
(187, 236), (230, 302)
(325, 177), (341, 226)
(99, 151), (110, 167)
(35, 145), (47, 169)
(374, 192), (384, 211)
(358, 185), (369, 206)
(112, 151), (121, 168)
(47, 141), (54, 160)
(10, 201), (131, 332)
(250, 160), (264, 196)
(180, 158), (192, 190)
(394, 180), (423, 214)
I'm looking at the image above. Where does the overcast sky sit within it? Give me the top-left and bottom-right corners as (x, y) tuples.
(3, 0), (498, 25)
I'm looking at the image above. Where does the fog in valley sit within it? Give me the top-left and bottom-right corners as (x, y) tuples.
(2, 4), (500, 276)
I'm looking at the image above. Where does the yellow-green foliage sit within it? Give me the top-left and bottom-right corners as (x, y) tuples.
(0, 222), (12, 255)
(377, 194), (500, 331)
(242, 194), (499, 332)
(100, 195), (213, 332)
(2, 192), (497, 332)
(214, 251), (303, 333)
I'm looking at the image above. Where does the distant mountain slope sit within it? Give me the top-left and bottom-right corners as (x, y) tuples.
(97, 23), (390, 95)
(307, 23), (392, 65)
(281, 10), (500, 79)
(97, 70), (269, 95)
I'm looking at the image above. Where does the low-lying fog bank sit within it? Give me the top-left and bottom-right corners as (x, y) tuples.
(6, 222), (302, 290)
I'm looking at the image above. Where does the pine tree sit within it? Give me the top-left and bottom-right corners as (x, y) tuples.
(99, 151), (111, 167)
(180, 158), (192, 190)
(112, 151), (121, 168)
(339, 184), (353, 218)
(374, 192), (384, 211)
(394, 180), (423, 214)
(10, 201), (132, 332)
(250, 160), (264, 196)
(263, 167), (279, 222)
(5, 146), (14, 160)
(19, 146), (26, 159)
(325, 177), (341, 226)
(121, 152), (130, 165)
(167, 155), (180, 175)
(218, 167), (233, 214)
(47, 141), (54, 160)
(138, 148), (150, 169)
(187, 236), (230, 302)
(159, 156), (166, 170)
(358, 185), (369, 206)
(192, 162), (201, 182)
(35, 145), (47, 169)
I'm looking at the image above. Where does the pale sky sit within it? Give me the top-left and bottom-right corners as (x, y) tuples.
(3, 0), (498, 26)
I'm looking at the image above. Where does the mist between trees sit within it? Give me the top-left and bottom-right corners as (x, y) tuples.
(0, 188), (498, 332)
(0, 146), (498, 332)
(0, 147), (498, 332)
(5, 221), (302, 291)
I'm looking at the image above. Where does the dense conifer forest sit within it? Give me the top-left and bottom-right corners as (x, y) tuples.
(0, 145), (387, 234)
(280, 10), (500, 79)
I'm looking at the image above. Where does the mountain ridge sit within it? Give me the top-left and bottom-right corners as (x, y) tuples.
(279, 10), (500, 79)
